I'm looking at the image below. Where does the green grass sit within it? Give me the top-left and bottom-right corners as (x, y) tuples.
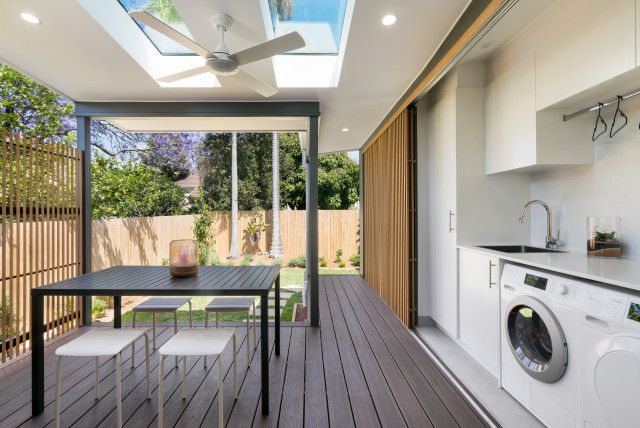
(280, 291), (302, 321)
(281, 267), (359, 286)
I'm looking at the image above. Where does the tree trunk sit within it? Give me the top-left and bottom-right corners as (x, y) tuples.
(269, 132), (284, 258)
(228, 132), (239, 259)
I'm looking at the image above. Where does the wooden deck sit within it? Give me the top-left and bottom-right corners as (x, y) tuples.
(0, 275), (488, 427)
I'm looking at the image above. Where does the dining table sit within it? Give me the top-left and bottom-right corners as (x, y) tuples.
(30, 265), (281, 416)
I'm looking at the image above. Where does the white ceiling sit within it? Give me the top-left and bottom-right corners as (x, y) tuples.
(0, 0), (470, 153)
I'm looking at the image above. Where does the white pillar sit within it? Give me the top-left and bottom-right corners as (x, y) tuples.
(269, 132), (284, 258)
(228, 132), (239, 259)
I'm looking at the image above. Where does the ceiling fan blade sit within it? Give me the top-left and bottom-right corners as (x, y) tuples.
(156, 66), (211, 83)
(229, 32), (305, 66)
(128, 10), (211, 58)
(222, 70), (278, 97)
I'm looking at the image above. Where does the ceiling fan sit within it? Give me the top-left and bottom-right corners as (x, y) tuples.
(129, 11), (306, 97)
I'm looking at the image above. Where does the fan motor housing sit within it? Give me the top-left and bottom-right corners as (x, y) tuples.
(206, 55), (239, 76)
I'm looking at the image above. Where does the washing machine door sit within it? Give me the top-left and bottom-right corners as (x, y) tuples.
(505, 295), (568, 383)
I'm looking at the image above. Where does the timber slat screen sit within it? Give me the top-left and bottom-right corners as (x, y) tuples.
(362, 109), (415, 326)
(0, 128), (82, 362)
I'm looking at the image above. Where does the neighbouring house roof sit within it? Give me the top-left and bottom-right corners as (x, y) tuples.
(176, 170), (201, 196)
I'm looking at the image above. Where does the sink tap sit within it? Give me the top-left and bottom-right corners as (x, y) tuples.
(518, 200), (561, 249)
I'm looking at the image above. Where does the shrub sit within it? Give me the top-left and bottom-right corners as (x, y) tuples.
(349, 254), (360, 267)
(338, 260), (346, 268)
(92, 299), (108, 319)
(241, 254), (254, 266)
(160, 258), (169, 266)
(271, 258), (283, 266)
(207, 252), (222, 266)
(287, 255), (306, 268)
(335, 248), (343, 263)
(319, 257), (328, 267)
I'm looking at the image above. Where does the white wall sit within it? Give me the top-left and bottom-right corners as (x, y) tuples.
(530, 95), (640, 259)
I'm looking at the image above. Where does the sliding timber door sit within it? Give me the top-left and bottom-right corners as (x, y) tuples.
(361, 108), (416, 326)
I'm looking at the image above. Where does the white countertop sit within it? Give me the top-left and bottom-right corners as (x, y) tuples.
(459, 245), (640, 294)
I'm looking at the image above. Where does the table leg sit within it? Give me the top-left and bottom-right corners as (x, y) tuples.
(260, 294), (269, 415)
(275, 274), (280, 356)
(114, 296), (122, 329)
(31, 293), (45, 415)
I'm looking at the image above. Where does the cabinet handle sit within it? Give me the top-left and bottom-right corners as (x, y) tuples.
(489, 261), (497, 288)
(449, 211), (455, 233)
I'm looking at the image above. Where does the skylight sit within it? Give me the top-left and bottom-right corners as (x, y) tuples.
(117, 0), (195, 56)
(267, 0), (349, 54)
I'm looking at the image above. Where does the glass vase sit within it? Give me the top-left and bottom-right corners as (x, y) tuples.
(169, 239), (199, 277)
(587, 217), (622, 258)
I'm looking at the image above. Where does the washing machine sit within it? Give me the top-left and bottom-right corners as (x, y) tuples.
(579, 283), (640, 428)
(500, 263), (585, 427)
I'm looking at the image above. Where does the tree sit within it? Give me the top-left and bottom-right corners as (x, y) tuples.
(139, 133), (201, 180)
(318, 153), (360, 209)
(270, 132), (284, 257)
(91, 157), (187, 219)
(228, 132), (239, 260)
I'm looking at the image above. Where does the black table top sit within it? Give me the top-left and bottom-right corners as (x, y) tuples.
(31, 265), (281, 296)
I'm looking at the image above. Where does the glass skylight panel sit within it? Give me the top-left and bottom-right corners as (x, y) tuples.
(267, 0), (348, 54)
(117, 0), (196, 56)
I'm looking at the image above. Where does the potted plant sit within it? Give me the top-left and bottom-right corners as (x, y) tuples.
(587, 217), (622, 258)
(246, 218), (268, 246)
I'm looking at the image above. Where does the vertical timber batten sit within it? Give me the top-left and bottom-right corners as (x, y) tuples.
(361, 110), (413, 326)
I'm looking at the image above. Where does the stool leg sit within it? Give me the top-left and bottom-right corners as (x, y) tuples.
(115, 353), (122, 428)
(158, 356), (165, 428)
(188, 301), (192, 328)
(95, 356), (100, 400)
(132, 312), (136, 367)
(182, 356), (187, 400)
(233, 335), (237, 399)
(215, 312), (219, 328)
(219, 354), (224, 427)
(246, 314), (250, 368)
(253, 302), (256, 349)
(144, 333), (151, 400)
(174, 312), (179, 367)
(55, 356), (62, 428)
(152, 312), (156, 349)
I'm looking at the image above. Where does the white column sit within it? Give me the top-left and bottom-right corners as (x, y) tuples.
(269, 132), (284, 258)
(229, 132), (239, 259)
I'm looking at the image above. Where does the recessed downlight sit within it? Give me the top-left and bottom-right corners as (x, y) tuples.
(20, 12), (41, 25)
(381, 14), (397, 26)
(342, 128), (350, 132)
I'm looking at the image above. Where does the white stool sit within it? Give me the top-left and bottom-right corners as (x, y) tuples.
(204, 297), (256, 367)
(55, 329), (150, 428)
(157, 329), (236, 428)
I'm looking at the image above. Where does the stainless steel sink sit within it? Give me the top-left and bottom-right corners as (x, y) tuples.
(478, 245), (564, 253)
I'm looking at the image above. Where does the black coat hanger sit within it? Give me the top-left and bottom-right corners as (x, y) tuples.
(592, 103), (607, 141)
(610, 95), (628, 137)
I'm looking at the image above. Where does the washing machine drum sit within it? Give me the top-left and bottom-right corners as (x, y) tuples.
(505, 296), (568, 383)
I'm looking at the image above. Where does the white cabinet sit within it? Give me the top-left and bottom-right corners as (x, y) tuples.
(458, 248), (500, 377)
(535, 0), (636, 110)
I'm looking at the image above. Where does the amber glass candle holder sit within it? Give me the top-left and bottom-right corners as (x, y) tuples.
(169, 239), (199, 277)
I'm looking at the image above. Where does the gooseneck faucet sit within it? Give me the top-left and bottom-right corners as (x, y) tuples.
(518, 200), (561, 249)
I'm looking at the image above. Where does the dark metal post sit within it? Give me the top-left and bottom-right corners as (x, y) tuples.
(307, 116), (319, 327)
(76, 115), (92, 326)
(114, 296), (122, 328)
(260, 294), (269, 414)
(274, 273), (280, 355)
(31, 293), (44, 415)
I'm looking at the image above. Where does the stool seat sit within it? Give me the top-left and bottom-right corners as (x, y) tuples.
(205, 297), (255, 312)
(133, 297), (191, 312)
(56, 328), (149, 357)
(158, 328), (235, 357)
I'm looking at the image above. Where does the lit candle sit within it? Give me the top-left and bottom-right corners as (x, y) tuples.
(178, 249), (190, 266)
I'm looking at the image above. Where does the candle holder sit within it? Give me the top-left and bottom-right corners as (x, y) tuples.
(169, 239), (199, 277)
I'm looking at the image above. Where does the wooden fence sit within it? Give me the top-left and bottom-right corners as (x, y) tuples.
(92, 210), (359, 269)
(0, 129), (83, 361)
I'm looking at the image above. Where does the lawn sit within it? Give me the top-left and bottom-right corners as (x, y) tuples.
(110, 267), (359, 323)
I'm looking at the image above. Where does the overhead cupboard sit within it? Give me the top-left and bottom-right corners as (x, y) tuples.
(485, 0), (640, 174)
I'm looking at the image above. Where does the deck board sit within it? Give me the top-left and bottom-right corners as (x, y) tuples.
(0, 275), (489, 428)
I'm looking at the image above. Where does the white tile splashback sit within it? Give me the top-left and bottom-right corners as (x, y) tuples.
(530, 96), (640, 259)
